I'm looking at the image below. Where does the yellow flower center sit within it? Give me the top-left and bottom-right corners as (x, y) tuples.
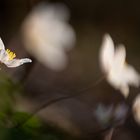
(6, 49), (16, 60)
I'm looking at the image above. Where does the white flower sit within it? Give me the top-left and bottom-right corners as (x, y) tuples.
(100, 34), (140, 97)
(22, 3), (75, 71)
(0, 38), (32, 68)
(94, 103), (128, 127)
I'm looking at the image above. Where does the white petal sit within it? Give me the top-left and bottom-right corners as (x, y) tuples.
(4, 58), (32, 68)
(113, 44), (126, 70)
(0, 49), (9, 62)
(120, 84), (129, 98)
(0, 38), (5, 50)
(100, 34), (114, 73)
(123, 64), (140, 87)
(52, 23), (75, 51)
(133, 94), (140, 124)
(107, 69), (130, 97)
(39, 45), (67, 70)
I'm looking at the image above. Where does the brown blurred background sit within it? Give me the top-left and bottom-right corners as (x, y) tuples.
(0, 0), (140, 139)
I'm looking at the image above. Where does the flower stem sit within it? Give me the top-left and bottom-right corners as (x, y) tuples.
(104, 128), (114, 140)
(15, 76), (105, 128)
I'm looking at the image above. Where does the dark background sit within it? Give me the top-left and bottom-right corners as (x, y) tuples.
(0, 0), (140, 139)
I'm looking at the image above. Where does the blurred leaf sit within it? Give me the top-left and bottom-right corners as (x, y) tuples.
(0, 72), (22, 116)
(12, 111), (41, 129)
(0, 72), (77, 140)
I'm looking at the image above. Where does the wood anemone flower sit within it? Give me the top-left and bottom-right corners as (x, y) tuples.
(0, 38), (32, 68)
(99, 34), (140, 97)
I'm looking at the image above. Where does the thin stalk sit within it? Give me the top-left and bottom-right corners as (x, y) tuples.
(15, 76), (105, 128)
(104, 128), (114, 140)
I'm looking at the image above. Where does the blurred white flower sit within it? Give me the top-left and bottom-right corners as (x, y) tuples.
(100, 34), (140, 97)
(0, 38), (32, 68)
(94, 104), (113, 127)
(133, 94), (140, 124)
(22, 3), (75, 71)
(114, 103), (128, 122)
(94, 103), (128, 128)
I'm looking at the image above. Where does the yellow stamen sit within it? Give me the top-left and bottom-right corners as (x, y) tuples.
(6, 49), (16, 60)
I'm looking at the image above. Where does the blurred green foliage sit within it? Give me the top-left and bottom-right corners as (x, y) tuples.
(0, 72), (77, 140)
(0, 112), (74, 140)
